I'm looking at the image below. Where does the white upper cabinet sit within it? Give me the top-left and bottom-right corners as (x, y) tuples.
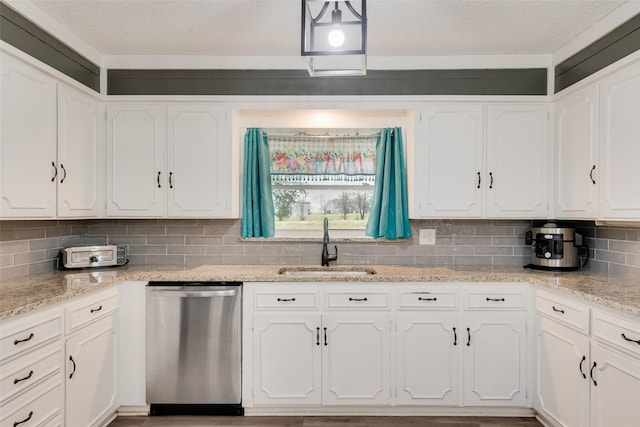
(598, 60), (640, 219)
(414, 104), (484, 217)
(413, 103), (548, 219)
(554, 85), (599, 219)
(106, 103), (232, 218)
(1, 53), (57, 218)
(0, 53), (103, 219)
(57, 85), (104, 218)
(106, 104), (166, 217)
(167, 105), (232, 217)
(486, 104), (548, 218)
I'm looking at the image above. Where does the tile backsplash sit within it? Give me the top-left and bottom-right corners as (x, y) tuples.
(1, 219), (639, 280)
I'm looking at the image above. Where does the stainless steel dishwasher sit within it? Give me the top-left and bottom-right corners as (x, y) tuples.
(146, 281), (242, 415)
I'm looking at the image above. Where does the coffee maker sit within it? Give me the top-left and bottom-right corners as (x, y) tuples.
(524, 223), (589, 271)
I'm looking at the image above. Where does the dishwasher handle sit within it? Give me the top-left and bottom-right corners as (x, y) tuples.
(150, 289), (237, 298)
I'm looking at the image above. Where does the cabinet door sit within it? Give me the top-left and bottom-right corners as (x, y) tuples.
(253, 313), (321, 405)
(555, 86), (599, 219)
(463, 311), (527, 406)
(396, 312), (459, 405)
(57, 85), (103, 218)
(414, 104), (484, 217)
(65, 316), (116, 427)
(106, 104), (166, 217)
(167, 105), (231, 217)
(536, 317), (590, 427)
(590, 342), (640, 427)
(599, 61), (640, 219)
(322, 313), (390, 405)
(0, 54), (57, 218)
(486, 104), (548, 218)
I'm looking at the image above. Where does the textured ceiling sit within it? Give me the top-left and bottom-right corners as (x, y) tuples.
(29, 0), (627, 56)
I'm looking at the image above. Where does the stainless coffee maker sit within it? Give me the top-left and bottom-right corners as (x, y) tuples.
(524, 223), (589, 271)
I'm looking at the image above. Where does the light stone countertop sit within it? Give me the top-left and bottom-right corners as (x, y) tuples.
(1, 264), (639, 321)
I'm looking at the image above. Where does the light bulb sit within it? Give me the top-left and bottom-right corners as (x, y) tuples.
(328, 29), (345, 47)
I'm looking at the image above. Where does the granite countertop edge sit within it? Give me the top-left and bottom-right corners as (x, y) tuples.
(1, 264), (639, 321)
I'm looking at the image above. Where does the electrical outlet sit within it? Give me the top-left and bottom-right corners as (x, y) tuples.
(419, 228), (436, 245)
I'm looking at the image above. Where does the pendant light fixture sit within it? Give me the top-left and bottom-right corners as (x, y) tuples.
(301, 0), (367, 76)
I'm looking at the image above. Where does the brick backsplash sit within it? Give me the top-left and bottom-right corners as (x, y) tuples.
(1, 219), (639, 280)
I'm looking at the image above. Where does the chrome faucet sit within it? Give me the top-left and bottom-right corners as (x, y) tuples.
(321, 217), (338, 266)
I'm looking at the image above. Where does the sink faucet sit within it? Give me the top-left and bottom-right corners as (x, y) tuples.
(321, 217), (338, 267)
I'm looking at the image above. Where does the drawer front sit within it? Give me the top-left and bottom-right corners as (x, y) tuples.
(465, 291), (526, 310)
(66, 289), (118, 334)
(255, 291), (319, 309)
(0, 343), (61, 403)
(0, 315), (62, 363)
(397, 290), (457, 309)
(326, 290), (389, 308)
(536, 291), (589, 333)
(0, 378), (62, 427)
(592, 310), (640, 358)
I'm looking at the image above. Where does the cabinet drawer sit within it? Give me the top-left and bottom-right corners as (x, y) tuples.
(465, 290), (526, 310)
(397, 290), (457, 309)
(0, 343), (61, 403)
(65, 288), (118, 334)
(326, 290), (389, 308)
(592, 310), (640, 358)
(0, 313), (62, 363)
(0, 378), (62, 427)
(255, 291), (319, 309)
(536, 291), (589, 334)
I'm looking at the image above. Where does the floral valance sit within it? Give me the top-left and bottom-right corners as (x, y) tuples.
(268, 133), (378, 184)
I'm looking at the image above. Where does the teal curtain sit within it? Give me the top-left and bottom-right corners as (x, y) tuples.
(242, 128), (275, 237)
(365, 127), (411, 240)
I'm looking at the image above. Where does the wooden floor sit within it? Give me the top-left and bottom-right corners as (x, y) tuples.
(108, 415), (544, 427)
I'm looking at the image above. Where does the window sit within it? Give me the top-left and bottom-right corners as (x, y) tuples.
(265, 128), (379, 238)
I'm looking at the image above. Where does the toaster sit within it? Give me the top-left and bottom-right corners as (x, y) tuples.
(62, 245), (127, 269)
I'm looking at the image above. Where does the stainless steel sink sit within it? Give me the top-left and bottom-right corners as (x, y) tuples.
(278, 267), (376, 277)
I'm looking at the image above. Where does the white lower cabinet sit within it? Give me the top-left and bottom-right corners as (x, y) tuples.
(250, 285), (391, 406)
(246, 282), (529, 410)
(535, 289), (640, 427)
(322, 313), (391, 405)
(396, 311), (459, 405)
(64, 288), (118, 427)
(463, 310), (527, 406)
(253, 313), (322, 405)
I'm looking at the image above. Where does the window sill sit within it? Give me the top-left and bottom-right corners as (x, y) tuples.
(238, 236), (410, 243)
